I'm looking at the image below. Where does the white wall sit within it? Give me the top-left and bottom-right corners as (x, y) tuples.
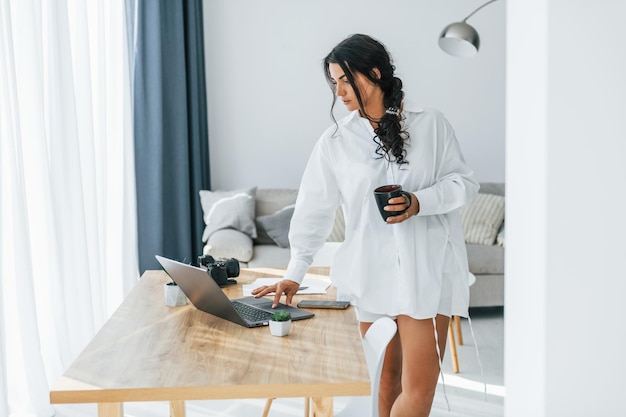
(202, 0), (505, 189)
(506, 1), (626, 416)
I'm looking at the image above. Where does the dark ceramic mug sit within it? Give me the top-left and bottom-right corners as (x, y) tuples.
(373, 185), (413, 221)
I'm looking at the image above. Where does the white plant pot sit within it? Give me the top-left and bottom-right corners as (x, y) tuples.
(269, 320), (292, 337)
(164, 282), (188, 307)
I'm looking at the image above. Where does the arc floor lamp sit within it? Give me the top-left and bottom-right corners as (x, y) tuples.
(439, 0), (499, 57)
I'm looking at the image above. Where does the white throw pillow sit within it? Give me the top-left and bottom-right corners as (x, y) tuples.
(461, 193), (505, 245)
(205, 229), (254, 262)
(199, 187), (257, 242)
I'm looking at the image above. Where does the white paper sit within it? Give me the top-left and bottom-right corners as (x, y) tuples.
(242, 276), (331, 296)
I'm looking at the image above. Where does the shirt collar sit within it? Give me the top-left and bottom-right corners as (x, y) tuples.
(400, 99), (424, 114)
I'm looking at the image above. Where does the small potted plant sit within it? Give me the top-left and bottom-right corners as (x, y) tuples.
(164, 280), (188, 307)
(269, 310), (292, 336)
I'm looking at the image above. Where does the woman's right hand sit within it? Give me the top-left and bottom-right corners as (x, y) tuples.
(251, 279), (301, 308)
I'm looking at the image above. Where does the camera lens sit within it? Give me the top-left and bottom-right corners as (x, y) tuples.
(225, 258), (240, 277)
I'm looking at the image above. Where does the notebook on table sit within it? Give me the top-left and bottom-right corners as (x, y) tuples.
(155, 255), (315, 328)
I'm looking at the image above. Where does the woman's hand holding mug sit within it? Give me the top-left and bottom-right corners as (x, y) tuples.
(373, 184), (419, 224)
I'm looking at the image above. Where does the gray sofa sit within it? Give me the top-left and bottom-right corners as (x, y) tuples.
(203, 183), (504, 308)
(464, 183), (505, 307)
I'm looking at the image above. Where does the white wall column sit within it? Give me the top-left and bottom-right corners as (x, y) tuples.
(505, 0), (548, 414)
(506, 1), (626, 416)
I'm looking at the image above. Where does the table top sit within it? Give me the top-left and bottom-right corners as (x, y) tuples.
(49, 267), (369, 404)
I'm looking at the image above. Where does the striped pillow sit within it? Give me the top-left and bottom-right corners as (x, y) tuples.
(326, 206), (345, 242)
(461, 193), (505, 245)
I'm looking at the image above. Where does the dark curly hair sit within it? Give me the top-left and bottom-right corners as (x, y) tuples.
(323, 34), (409, 165)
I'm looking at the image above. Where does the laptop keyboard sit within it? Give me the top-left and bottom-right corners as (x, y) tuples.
(232, 301), (273, 322)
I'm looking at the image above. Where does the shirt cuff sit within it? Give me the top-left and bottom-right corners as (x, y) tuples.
(414, 187), (438, 216)
(283, 258), (309, 284)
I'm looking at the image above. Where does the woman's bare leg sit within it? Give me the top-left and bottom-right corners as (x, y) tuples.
(360, 321), (402, 417)
(389, 314), (450, 417)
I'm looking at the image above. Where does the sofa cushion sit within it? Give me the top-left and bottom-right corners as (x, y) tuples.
(254, 189), (298, 244)
(466, 243), (505, 275)
(254, 189), (345, 244)
(255, 189), (298, 217)
(256, 204), (295, 248)
(247, 244), (291, 268)
(469, 274), (504, 307)
(203, 229), (254, 262)
(478, 182), (505, 197)
(254, 223), (278, 245)
(199, 187), (257, 242)
(461, 193), (505, 245)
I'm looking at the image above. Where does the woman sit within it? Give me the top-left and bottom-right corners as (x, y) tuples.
(253, 34), (478, 417)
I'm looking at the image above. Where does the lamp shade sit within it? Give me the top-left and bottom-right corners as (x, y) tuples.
(438, 21), (480, 58)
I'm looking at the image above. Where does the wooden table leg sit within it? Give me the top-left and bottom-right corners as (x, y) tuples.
(454, 315), (464, 345)
(170, 400), (186, 417)
(98, 402), (123, 417)
(310, 397), (332, 417)
(304, 397), (310, 417)
(261, 398), (274, 417)
(448, 321), (459, 373)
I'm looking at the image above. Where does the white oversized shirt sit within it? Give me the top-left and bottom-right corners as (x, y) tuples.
(284, 104), (479, 319)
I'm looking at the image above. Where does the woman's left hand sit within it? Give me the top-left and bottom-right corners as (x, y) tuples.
(385, 192), (420, 224)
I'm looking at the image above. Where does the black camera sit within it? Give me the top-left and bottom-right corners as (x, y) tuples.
(198, 254), (240, 286)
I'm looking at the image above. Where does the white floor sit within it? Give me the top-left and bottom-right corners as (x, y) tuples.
(53, 308), (504, 417)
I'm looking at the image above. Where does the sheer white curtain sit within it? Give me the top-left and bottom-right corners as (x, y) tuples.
(0, 1), (138, 416)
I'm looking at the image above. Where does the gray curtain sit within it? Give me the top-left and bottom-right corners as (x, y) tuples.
(132, 0), (210, 273)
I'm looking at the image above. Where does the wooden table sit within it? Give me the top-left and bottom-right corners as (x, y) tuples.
(49, 267), (369, 417)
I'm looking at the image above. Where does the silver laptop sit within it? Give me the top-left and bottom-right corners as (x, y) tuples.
(156, 255), (314, 327)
